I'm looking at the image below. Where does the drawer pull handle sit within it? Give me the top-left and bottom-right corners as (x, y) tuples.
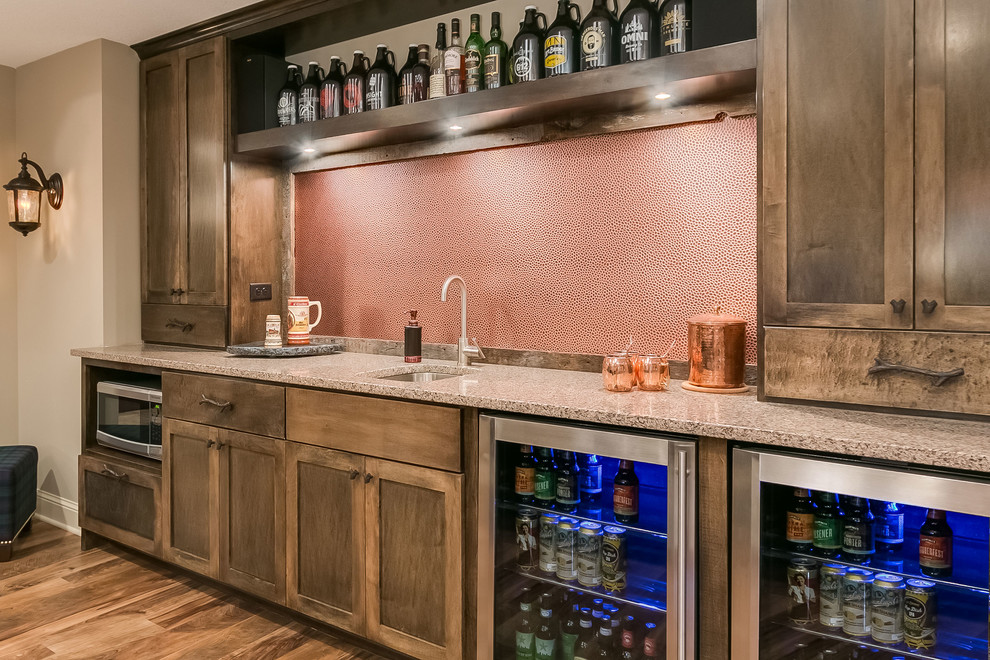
(169, 288), (185, 296)
(889, 299), (906, 314)
(101, 464), (128, 481)
(364, 473), (374, 484)
(349, 469), (360, 480)
(921, 299), (938, 314)
(199, 394), (233, 413)
(166, 319), (195, 332)
(868, 357), (964, 387)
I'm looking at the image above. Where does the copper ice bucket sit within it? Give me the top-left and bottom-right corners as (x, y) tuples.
(686, 307), (747, 389)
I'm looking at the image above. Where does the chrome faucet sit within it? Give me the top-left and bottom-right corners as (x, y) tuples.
(441, 275), (485, 367)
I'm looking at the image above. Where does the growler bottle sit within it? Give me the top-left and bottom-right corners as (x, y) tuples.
(398, 45), (419, 104)
(484, 11), (509, 89)
(545, 0), (582, 77)
(298, 62), (323, 123)
(580, 0), (620, 71)
(365, 45), (396, 111)
(276, 64), (301, 127)
(619, 0), (659, 62)
(510, 6), (548, 84)
(429, 23), (447, 99)
(342, 51), (370, 115)
(319, 56), (346, 119)
(658, 0), (691, 55)
(445, 18), (466, 96)
(465, 14), (486, 92)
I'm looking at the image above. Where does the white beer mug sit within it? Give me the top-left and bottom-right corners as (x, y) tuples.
(287, 296), (322, 345)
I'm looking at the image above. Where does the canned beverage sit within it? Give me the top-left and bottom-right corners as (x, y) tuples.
(819, 563), (846, 628)
(577, 521), (603, 587)
(601, 526), (627, 593)
(515, 509), (539, 570)
(904, 579), (937, 650)
(787, 557), (819, 625)
(555, 518), (580, 581)
(842, 568), (874, 636)
(871, 574), (905, 644)
(538, 513), (560, 573)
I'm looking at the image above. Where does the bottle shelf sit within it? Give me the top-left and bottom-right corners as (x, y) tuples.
(496, 498), (668, 540)
(235, 39), (755, 161)
(500, 565), (666, 614)
(770, 619), (989, 660)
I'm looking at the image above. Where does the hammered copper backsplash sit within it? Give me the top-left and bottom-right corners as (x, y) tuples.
(294, 116), (757, 363)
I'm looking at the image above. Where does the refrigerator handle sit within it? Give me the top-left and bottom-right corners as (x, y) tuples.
(668, 442), (696, 660)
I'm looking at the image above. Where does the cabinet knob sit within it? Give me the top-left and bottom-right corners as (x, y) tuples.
(889, 299), (906, 314)
(349, 469), (360, 480)
(364, 473), (374, 483)
(921, 299), (938, 314)
(206, 439), (215, 448)
(215, 440), (225, 451)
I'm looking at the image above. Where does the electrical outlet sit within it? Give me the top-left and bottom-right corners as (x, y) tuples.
(249, 283), (273, 301)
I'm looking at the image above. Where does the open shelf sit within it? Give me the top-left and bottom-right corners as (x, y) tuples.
(236, 39), (755, 161)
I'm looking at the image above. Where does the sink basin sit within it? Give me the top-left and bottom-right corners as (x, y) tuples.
(368, 365), (474, 382)
(377, 371), (461, 382)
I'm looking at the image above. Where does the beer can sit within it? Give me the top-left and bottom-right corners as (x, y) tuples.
(538, 513), (560, 573)
(555, 518), (580, 581)
(787, 557), (819, 626)
(819, 563), (846, 628)
(577, 521), (604, 587)
(842, 568), (874, 636)
(515, 509), (539, 570)
(601, 526), (627, 593)
(871, 574), (905, 644)
(904, 579), (937, 650)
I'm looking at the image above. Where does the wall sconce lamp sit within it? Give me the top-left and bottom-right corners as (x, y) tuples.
(4, 152), (63, 236)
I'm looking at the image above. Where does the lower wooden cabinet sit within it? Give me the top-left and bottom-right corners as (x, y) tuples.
(163, 419), (218, 576)
(78, 454), (163, 558)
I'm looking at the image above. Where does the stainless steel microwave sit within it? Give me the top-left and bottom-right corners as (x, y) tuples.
(96, 382), (163, 460)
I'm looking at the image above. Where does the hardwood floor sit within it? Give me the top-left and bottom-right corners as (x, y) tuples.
(0, 522), (388, 659)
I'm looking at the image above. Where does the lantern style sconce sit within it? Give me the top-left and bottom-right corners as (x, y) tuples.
(4, 152), (63, 236)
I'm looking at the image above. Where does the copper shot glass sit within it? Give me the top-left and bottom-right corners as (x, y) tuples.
(602, 353), (636, 392)
(636, 354), (670, 391)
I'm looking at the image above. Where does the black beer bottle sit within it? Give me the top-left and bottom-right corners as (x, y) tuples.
(613, 460), (639, 524)
(510, 6), (548, 84)
(657, 0), (691, 55)
(545, 0), (582, 77)
(298, 62), (323, 123)
(365, 45), (396, 111)
(342, 50), (370, 115)
(580, 0), (620, 71)
(920, 508), (953, 578)
(319, 56), (346, 119)
(277, 64), (301, 127)
(398, 45), (419, 104)
(484, 12), (509, 89)
(841, 496), (875, 564)
(619, 0), (659, 62)
(555, 450), (581, 513)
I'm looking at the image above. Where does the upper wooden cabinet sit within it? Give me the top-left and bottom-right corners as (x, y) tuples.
(141, 37), (228, 347)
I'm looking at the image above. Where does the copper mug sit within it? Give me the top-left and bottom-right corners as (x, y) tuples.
(602, 353), (636, 392)
(686, 306), (747, 388)
(636, 354), (669, 391)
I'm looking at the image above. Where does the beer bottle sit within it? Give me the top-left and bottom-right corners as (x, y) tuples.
(617, 615), (637, 660)
(516, 445), (538, 505)
(579, 454), (603, 504)
(445, 18), (466, 96)
(613, 460), (639, 524)
(535, 593), (557, 660)
(535, 448), (558, 509)
(574, 608), (596, 660)
(430, 23), (447, 99)
(579, 0), (619, 71)
(841, 496), (875, 563)
(342, 51), (370, 115)
(592, 616), (615, 659)
(812, 492), (843, 559)
(590, 598), (604, 621)
(556, 451), (581, 513)
(319, 57), (345, 119)
(277, 64), (301, 127)
(642, 621), (659, 659)
(545, 0), (582, 77)
(560, 596), (582, 660)
(657, 0), (691, 55)
(398, 45), (420, 105)
(365, 45), (396, 111)
(619, 0), (659, 63)
(484, 11), (509, 89)
(510, 6), (547, 84)
(298, 62), (323, 123)
(872, 500), (904, 554)
(786, 488), (814, 551)
(465, 14), (486, 92)
(919, 508), (953, 577)
(517, 588), (538, 660)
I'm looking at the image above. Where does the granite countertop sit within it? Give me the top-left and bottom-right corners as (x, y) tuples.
(71, 344), (990, 473)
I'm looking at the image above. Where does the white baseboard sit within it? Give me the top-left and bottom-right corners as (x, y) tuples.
(35, 490), (80, 536)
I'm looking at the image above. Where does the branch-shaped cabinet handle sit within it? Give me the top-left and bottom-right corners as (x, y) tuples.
(198, 394), (233, 413)
(101, 464), (127, 480)
(166, 319), (195, 332)
(867, 357), (964, 387)
(889, 299), (906, 314)
(921, 299), (938, 314)
(349, 469), (360, 480)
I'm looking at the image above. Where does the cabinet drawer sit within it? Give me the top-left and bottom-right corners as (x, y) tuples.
(164, 372), (285, 437)
(79, 454), (162, 557)
(286, 389), (462, 472)
(142, 304), (227, 348)
(764, 327), (990, 417)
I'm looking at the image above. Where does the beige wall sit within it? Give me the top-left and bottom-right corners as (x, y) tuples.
(13, 40), (140, 530)
(0, 66), (17, 447)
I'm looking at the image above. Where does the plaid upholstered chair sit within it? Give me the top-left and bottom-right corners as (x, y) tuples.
(0, 445), (38, 561)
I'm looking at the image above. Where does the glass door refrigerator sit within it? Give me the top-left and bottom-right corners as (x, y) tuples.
(732, 448), (990, 660)
(478, 414), (696, 660)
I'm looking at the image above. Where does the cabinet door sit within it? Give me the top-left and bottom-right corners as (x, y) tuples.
(915, 0), (990, 331)
(365, 458), (463, 660)
(286, 443), (366, 633)
(140, 50), (182, 305)
(218, 429), (285, 604)
(761, 0), (914, 328)
(78, 454), (162, 558)
(180, 37), (228, 307)
(163, 418), (218, 577)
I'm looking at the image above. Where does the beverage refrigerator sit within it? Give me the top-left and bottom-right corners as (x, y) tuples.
(732, 448), (990, 660)
(478, 414), (697, 659)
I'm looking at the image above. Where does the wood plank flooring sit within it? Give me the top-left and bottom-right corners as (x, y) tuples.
(0, 522), (387, 659)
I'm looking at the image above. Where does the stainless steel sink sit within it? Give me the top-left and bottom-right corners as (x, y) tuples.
(377, 371), (461, 382)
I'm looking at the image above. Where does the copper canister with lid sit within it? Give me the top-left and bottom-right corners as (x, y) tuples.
(685, 306), (747, 390)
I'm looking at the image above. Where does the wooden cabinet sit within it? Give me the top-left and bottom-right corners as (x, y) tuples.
(78, 454), (162, 558)
(163, 419), (218, 576)
(141, 36), (228, 347)
(163, 372), (285, 438)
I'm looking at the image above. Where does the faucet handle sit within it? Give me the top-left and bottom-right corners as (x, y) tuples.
(470, 338), (486, 360)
